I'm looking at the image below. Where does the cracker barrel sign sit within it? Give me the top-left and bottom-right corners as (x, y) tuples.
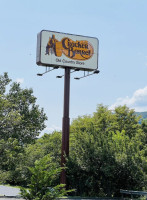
(36, 30), (98, 71)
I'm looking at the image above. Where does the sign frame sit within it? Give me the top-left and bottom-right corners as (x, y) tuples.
(36, 30), (99, 71)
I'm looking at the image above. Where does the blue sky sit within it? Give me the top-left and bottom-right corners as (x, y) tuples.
(1, 0), (147, 135)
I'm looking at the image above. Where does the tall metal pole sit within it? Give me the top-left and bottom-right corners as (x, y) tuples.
(61, 67), (70, 185)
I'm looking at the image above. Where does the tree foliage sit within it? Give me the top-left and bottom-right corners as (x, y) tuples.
(20, 155), (72, 200)
(0, 72), (147, 197)
(0, 73), (47, 145)
(20, 131), (62, 186)
(0, 72), (47, 184)
(67, 105), (147, 197)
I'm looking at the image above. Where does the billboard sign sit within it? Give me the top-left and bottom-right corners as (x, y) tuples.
(36, 30), (99, 71)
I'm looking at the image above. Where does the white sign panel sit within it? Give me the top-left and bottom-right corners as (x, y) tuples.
(36, 30), (99, 71)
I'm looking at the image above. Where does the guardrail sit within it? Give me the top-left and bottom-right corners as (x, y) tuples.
(120, 189), (147, 199)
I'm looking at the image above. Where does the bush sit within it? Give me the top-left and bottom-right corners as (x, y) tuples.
(20, 155), (73, 200)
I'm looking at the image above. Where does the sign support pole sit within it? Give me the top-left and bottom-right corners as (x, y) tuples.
(61, 67), (70, 186)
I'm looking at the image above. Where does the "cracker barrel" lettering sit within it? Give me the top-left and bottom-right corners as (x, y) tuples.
(46, 35), (94, 61)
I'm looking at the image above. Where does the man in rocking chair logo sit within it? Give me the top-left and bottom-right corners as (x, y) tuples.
(45, 34), (58, 55)
(45, 34), (94, 61)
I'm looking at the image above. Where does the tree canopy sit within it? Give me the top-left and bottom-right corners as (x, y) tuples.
(67, 105), (147, 196)
(0, 72), (47, 145)
(0, 72), (47, 185)
(0, 73), (147, 197)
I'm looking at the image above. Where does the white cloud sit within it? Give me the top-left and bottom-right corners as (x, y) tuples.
(110, 86), (147, 112)
(38, 125), (61, 138)
(16, 78), (24, 84)
(45, 125), (62, 133)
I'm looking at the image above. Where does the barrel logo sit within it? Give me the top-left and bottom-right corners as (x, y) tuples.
(45, 34), (94, 60)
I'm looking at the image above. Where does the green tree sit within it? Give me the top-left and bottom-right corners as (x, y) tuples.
(114, 105), (141, 138)
(20, 131), (62, 186)
(0, 138), (26, 185)
(20, 155), (72, 200)
(0, 73), (47, 145)
(141, 119), (147, 144)
(67, 105), (147, 197)
(0, 72), (47, 184)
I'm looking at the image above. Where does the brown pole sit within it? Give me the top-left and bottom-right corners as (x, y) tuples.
(61, 67), (70, 186)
